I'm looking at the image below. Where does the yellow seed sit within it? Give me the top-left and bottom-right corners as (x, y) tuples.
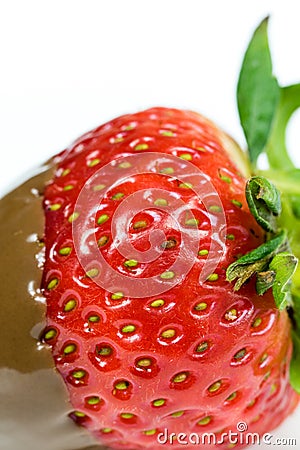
(74, 411), (85, 418)
(150, 299), (165, 308)
(252, 317), (262, 328)
(47, 278), (59, 290)
(72, 370), (86, 379)
(198, 249), (209, 256)
(115, 381), (129, 390)
(264, 371), (271, 380)
(87, 396), (100, 405)
(208, 380), (222, 393)
(160, 271), (175, 280)
(231, 199), (242, 208)
(118, 161), (131, 169)
(207, 273), (219, 282)
(152, 399), (165, 407)
(49, 203), (61, 211)
(59, 246), (72, 256)
(68, 212), (79, 222)
(260, 353), (268, 364)
(209, 205), (222, 213)
(93, 184), (106, 191)
(88, 158), (101, 167)
(161, 329), (176, 339)
(144, 429), (156, 436)
(85, 268), (99, 278)
(98, 235), (109, 247)
(180, 153), (192, 161)
(124, 259), (138, 268)
(61, 168), (71, 177)
(111, 291), (124, 300)
(234, 348), (246, 360)
(63, 184), (74, 191)
(101, 428), (113, 433)
(135, 143), (149, 151)
(121, 325), (136, 333)
(196, 342), (209, 353)
(179, 182), (193, 189)
(63, 344), (77, 355)
(64, 299), (77, 312)
(137, 358), (152, 367)
(251, 415), (261, 423)
(88, 314), (100, 323)
(226, 234), (235, 241)
(173, 372), (188, 383)
(44, 329), (57, 340)
(194, 302), (207, 311)
(219, 173), (232, 183)
(161, 130), (174, 137)
(154, 198), (168, 206)
(112, 136), (124, 143)
(198, 416), (211, 426)
(185, 218), (199, 227)
(160, 167), (174, 174)
(97, 214), (109, 225)
(133, 220), (147, 229)
(226, 392), (237, 402)
(97, 346), (112, 356)
(225, 308), (238, 321)
(172, 411), (184, 418)
(112, 192), (124, 200)
(121, 413), (134, 419)
(161, 238), (177, 250)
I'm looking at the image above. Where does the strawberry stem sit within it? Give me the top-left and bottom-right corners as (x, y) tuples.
(236, 18), (300, 392)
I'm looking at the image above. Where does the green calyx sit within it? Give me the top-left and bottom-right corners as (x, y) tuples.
(226, 228), (290, 293)
(245, 176), (281, 233)
(230, 17), (300, 392)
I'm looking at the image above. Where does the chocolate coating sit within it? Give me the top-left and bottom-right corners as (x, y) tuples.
(0, 165), (106, 450)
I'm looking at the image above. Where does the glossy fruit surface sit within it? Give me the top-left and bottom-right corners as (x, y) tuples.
(42, 108), (298, 449)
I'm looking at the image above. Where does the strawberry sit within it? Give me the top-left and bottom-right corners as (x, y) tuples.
(41, 106), (299, 450)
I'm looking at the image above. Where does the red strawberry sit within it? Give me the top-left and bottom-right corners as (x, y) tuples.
(41, 107), (299, 450)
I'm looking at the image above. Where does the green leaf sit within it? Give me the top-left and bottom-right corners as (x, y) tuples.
(269, 252), (298, 310)
(226, 230), (288, 291)
(290, 195), (300, 219)
(237, 17), (280, 165)
(292, 293), (300, 330)
(265, 84), (300, 171)
(290, 330), (300, 394)
(246, 176), (281, 233)
(259, 169), (300, 196)
(256, 270), (276, 295)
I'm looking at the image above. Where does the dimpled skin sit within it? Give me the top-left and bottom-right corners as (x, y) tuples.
(42, 108), (299, 450)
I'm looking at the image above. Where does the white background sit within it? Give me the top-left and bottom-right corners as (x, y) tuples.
(0, 0), (300, 448)
(0, 0), (300, 195)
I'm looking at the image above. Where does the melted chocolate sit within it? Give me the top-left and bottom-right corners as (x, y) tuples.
(0, 165), (106, 450)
